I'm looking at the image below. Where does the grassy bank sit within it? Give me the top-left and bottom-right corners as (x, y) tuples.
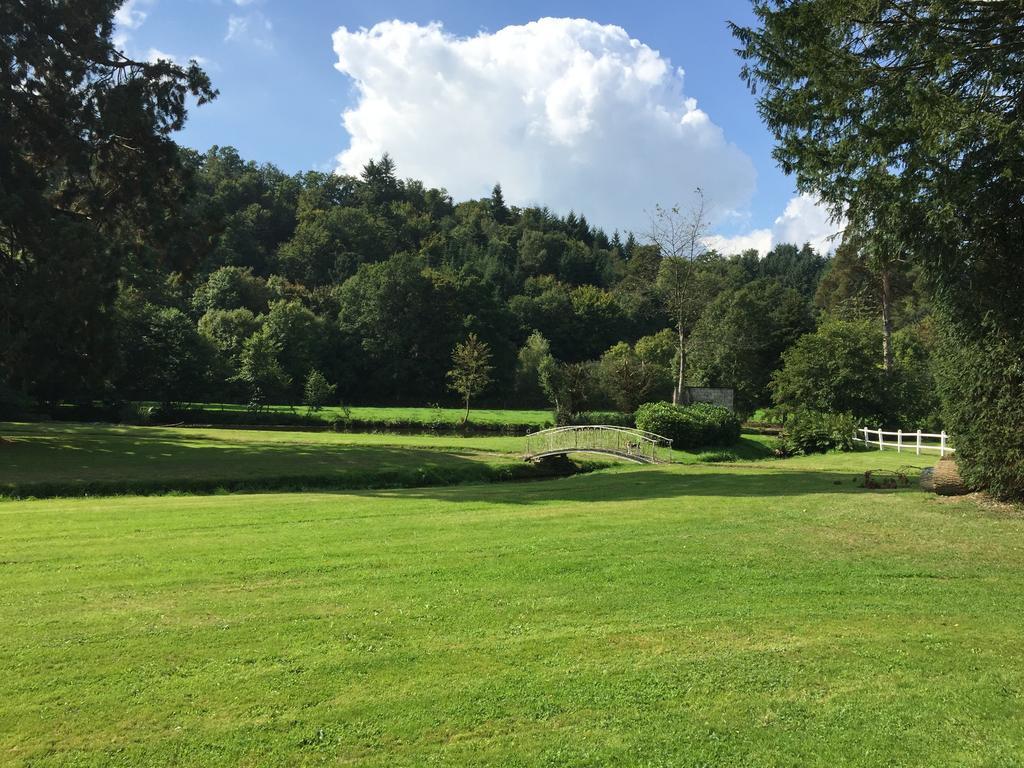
(0, 422), (558, 498)
(0, 422), (778, 498)
(50, 402), (558, 433)
(7, 452), (1024, 766)
(265, 404), (552, 427)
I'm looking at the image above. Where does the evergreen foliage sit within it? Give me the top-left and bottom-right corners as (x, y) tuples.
(934, 314), (1024, 499)
(733, 0), (1024, 496)
(1, 1), (216, 401)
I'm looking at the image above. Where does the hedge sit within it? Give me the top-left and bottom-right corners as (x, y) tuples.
(934, 315), (1024, 499)
(328, 416), (538, 436)
(634, 402), (741, 449)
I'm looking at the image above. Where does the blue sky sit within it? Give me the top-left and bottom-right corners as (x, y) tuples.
(115, 0), (835, 251)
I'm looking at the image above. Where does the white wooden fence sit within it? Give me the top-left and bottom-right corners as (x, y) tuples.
(853, 427), (954, 457)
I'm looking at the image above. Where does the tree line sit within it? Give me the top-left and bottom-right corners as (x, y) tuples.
(3, 139), (938, 425)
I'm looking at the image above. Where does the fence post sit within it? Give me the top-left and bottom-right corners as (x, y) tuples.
(897, 429), (902, 453)
(916, 429), (921, 456)
(878, 427), (884, 451)
(862, 426), (868, 446)
(940, 431), (947, 457)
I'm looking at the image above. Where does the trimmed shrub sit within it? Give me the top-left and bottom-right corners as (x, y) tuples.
(635, 402), (684, 444)
(635, 401), (741, 449)
(686, 402), (743, 447)
(777, 410), (858, 455)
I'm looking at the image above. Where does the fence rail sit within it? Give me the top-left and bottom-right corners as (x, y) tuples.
(853, 427), (954, 457)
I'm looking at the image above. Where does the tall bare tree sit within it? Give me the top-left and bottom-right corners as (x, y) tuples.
(648, 189), (713, 404)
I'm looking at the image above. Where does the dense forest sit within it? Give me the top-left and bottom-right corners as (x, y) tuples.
(2, 140), (938, 424)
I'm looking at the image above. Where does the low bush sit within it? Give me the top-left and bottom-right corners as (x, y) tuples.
(635, 402), (741, 449)
(776, 410), (858, 455)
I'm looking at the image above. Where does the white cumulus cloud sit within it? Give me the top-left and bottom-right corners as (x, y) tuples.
(331, 18), (757, 234)
(707, 194), (842, 256)
(772, 194), (841, 253)
(704, 228), (772, 256)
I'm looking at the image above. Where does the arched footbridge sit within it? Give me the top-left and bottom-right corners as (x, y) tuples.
(524, 425), (673, 465)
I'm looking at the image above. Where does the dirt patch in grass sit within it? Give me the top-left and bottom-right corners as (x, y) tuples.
(932, 491), (1024, 519)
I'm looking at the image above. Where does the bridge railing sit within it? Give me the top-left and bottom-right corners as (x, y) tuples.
(524, 425), (673, 464)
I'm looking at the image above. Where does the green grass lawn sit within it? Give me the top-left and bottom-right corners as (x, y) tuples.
(0, 422), (777, 497)
(4, 443), (1023, 766)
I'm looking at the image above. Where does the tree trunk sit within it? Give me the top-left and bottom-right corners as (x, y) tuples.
(673, 325), (687, 405)
(881, 267), (894, 373)
(464, 395), (471, 424)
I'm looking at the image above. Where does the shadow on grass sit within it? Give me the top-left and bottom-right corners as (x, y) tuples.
(672, 435), (776, 463)
(362, 464), (925, 505)
(0, 427), (565, 499)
